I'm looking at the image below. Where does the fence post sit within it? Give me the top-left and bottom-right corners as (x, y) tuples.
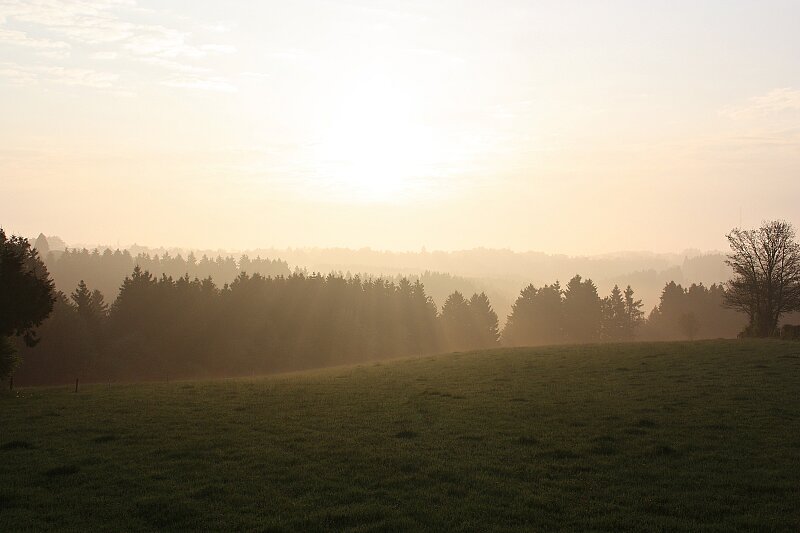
(75, 378), (79, 393)
(9, 376), (12, 391)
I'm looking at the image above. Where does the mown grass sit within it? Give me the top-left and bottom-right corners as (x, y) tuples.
(1, 340), (799, 531)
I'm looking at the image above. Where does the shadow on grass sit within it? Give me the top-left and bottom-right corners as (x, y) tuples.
(44, 465), (79, 477)
(1, 440), (34, 450)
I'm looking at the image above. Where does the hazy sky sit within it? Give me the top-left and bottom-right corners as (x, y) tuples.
(2, 0), (799, 254)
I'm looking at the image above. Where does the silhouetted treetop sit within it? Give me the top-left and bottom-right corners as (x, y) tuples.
(0, 228), (56, 379)
(724, 220), (800, 337)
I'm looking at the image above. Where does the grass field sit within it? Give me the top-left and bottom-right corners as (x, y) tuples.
(2, 340), (800, 531)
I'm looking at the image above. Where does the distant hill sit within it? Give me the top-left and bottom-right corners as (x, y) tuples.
(35, 236), (732, 318)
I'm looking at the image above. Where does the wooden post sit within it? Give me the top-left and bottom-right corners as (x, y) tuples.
(9, 376), (12, 391)
(75, 378), (79, 393)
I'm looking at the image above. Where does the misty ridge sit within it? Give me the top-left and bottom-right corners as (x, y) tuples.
(34, 235), (733, 326)
(10, 233), (751, 386)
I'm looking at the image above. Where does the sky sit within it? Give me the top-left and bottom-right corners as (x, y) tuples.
(1, 0), (799, 254)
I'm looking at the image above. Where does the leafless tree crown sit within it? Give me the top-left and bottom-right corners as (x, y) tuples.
(724, 220), (800, 336)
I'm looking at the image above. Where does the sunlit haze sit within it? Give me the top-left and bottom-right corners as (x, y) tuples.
(2, 0), (799, 253)
(5, 4), (800, 528)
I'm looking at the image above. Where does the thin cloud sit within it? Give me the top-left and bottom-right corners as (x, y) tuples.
(123, 27), (204, 59)
(90, 51), (118, 60)
(0, 61), (118, 88)
(201, 43), (236, 54)
(162, 76), (236, 93)
(0, 0), (138, 44)
(0, 26), (71, 61)
(0, 0), (236, 92)
(140, 56), (210, 74)
(721, 88), (800, 120)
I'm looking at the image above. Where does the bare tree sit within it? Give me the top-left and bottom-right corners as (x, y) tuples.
(724, 220), (800, 337)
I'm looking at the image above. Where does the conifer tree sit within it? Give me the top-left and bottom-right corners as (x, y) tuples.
(440, 291), (473, 351)
(601, 285), (626, 341)
(563, 275), (602, 343)
(0, 229), (56, 379)
(90, 289), (109, 318)
(33, 233), (50, 256)
(468, 292), (500, 349)
(502, 282), (563, 346)
(623, 285), (644, 339)
(71, 280), (93, 319)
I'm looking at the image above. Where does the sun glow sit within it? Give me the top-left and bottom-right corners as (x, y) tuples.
(311, 75), (445, 203)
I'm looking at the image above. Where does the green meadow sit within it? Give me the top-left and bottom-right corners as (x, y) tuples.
(2, 340), (799, 531)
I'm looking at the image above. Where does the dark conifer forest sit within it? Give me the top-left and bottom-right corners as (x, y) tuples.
(10, 245), (748, 386)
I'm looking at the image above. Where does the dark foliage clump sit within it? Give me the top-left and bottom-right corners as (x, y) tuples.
(0, 228), (56, 379)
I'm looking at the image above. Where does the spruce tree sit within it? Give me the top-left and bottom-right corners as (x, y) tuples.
(440, 291), (472, 351)
(71, 280), (93, 319)
(623, 285), (644, 339)
(502, 282), (563, 346)
(601, 285), (626, 341)
(563, 275), (602, 343)
(90, 289), (109, 318)
(468, 292), (500, 349)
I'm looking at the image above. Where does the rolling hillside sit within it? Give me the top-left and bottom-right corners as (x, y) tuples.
(2, 340), (799, 531)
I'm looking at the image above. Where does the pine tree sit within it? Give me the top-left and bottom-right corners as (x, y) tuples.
(679, 312), (700, 340)
(90, 289), (109, 319)
(71, 280), (93, 319)
(601, 285), (626, 341)
(411, 279), (439, 354)
(623, 285), (644, 339)
(563, 275), (602, 343)
(33, 233), (50, 256)
(440, 291), (473, 351)
(468, 292), (500, 349)
(502, 282), (563, 346)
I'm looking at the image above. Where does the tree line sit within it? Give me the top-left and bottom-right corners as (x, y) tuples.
(12, 268), (445, 384)
(37, 241), (290, 307)
(5, 220), (798, 386)
(501, 276), (744, 346)
(36, 242), (510, 325)
(8, 267), (741, 386)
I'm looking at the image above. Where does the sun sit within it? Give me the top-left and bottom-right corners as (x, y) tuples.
(310, 75), (442, 203)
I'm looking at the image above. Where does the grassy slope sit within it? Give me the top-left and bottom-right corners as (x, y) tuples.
(1, 340), (799, 532)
